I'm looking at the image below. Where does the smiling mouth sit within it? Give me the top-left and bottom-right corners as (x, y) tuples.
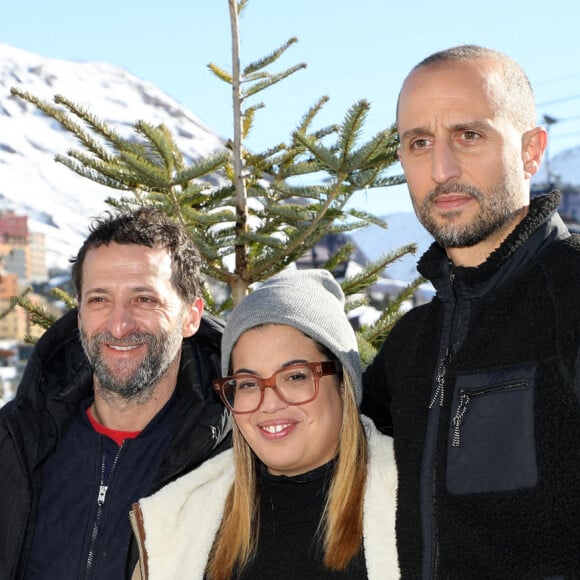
(260, 423), (292, 434)
(108, 344), (140, 352)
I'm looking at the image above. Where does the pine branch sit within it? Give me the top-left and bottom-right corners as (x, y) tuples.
(338, 100), (369, 165)
(345, 208), (388, 229)
(135, 121), (184, 173)
(207, 63), (233, 84)
(173, 151), (231, 184)
(58, 151), (136, 190)
(241, 102), (265, 138)
(243, 37), (300, 75)
(295, 96), (331, 133)
(243, 63), (308, 99)
(346, 129), (396, 172)
(367, 174), (407, 189)
(0, 291), (23, 320)
(291, 132), (340, 171)
(54, 94), (145, 157)
(359, 275), (426, 354)
(117, 149), (173, 188)
(11, 88), (113, 161)
(9, 294), (59, 330)
(51, 288), (78, 310)
(10, 0), (421, 330)
(323, 243), (355, 272)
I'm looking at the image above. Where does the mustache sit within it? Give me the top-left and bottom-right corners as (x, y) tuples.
(426, 182), (484, 203)
(89, 331), (156, 346)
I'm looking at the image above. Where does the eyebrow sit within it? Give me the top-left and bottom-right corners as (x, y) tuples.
(400, 120), (493, 143)
(84, 285), (158, 295)
(232, 358), (309, 376)
(399, 127), (432, 143)
(449, 120), (491, 134)
(84, 287), (109, 295)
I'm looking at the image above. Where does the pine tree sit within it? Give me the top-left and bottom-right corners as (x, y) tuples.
(9, 0), (422, 362)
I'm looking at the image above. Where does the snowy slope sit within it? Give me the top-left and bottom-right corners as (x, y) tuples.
(0, 44), (226, 270)
(1, 44), (578, 277)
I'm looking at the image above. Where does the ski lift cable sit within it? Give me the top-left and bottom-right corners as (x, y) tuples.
(538, 94), (580, 106)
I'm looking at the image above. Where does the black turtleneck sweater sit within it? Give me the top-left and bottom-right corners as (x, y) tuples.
(235, 461), (367, 579)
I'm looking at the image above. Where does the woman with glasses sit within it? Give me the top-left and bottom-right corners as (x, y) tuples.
(130, 269), (399, 579)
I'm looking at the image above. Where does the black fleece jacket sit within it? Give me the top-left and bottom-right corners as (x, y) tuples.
(0, 309), (231, 580)
(362, 192), (580, 579)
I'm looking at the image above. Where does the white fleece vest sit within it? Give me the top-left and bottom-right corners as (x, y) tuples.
(133, 416), (399, 579)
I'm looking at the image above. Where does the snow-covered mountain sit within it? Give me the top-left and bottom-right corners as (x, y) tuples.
(1, 44), (579, 279)
(0, 44), (226, 270)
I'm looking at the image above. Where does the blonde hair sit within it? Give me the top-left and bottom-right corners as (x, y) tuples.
(205, 371), (368, 579)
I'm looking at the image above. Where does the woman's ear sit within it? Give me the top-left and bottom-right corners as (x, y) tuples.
(522, 126), (548, 179)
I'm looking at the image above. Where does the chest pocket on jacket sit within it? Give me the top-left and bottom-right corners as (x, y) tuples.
(446, 364), (537, 495)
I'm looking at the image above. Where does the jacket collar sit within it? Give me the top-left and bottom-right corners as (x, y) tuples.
(418, 192), (569, 300)
(9, 309), (230, 476)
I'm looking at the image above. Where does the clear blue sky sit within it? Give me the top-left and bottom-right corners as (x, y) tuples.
(3, 0), (580, 214)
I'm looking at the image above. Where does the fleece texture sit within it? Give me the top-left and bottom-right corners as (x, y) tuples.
(132, 416), (399, 579)
(362, 192), (580, 579)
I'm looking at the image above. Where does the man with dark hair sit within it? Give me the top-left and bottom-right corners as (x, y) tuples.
(362, 45), (580, 578)
(0, 207), (231, 579)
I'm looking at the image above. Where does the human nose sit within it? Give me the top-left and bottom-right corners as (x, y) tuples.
(259, 383), (288, 413)
(106, 303), (138, 338)
(431, 140), (461, 184)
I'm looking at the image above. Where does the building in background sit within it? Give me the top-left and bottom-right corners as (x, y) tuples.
(0, 211), (59, 404)
(0, 266), (58, 342)
(0, 212), (48, 283)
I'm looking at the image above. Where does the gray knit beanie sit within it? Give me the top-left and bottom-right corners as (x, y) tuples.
(221, 268), (362, 405)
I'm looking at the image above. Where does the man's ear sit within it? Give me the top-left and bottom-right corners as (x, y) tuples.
(182, 298), (204, 338)
(397, 147), (404, 168)
(522, 127), (548, 179)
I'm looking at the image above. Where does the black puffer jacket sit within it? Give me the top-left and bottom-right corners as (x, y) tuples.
(362, 192), (580, 579)
(0, 309), (231, 579)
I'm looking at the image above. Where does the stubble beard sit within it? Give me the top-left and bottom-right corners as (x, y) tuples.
(80, 324), (184, 405)
(413, 169), (522, 248)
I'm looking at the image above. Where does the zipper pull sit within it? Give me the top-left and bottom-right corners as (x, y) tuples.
(429, 346), (453, 409)
(98, 484), (108, 505)
(451, 391), (471, 447)
(449, 260), (456, 287)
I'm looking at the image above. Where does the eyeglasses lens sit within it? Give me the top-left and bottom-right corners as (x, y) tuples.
(224, 365), (317, 413)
